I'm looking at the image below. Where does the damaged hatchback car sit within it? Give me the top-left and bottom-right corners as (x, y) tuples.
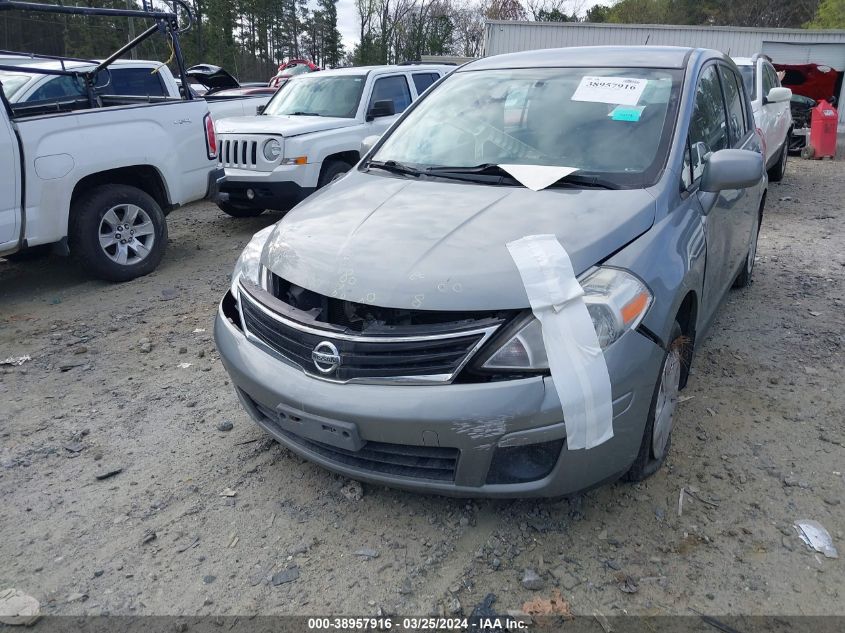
(215, 46), (767, 497)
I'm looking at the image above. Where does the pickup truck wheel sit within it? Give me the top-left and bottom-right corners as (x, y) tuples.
(217, 201), (266, 218)
(318, 160), (352, 188)
(625, 322), (687, 482)
(71, 185), (166, 282)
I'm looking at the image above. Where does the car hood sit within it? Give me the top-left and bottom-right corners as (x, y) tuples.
(262, 173), (656, 311)
(215, 115), (357, 137)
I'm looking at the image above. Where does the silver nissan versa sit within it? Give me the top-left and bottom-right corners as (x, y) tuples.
(214, 46), (767, 497)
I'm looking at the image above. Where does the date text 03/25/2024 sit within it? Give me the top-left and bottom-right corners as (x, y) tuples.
(307, 617), (530, 630)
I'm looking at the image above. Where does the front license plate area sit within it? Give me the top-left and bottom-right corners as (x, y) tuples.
(274, 403), (364, 451)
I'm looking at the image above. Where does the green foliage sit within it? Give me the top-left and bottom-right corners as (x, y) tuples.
(806, 0), (845, 27)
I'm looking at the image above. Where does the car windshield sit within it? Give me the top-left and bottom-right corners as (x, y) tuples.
(0, 72), (33, 99)
(262, 74), (365, 118)
(738, 65), (756, 101)
(284, 64), (313, 76)
(372, 67), (682, 187)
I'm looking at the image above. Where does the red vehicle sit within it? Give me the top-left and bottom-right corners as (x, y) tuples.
(268, 59), (319, 88)
(774, 63), (840, 103)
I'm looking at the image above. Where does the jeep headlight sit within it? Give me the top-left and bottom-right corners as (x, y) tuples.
(263, 138), (282, 161)
(231, 225), (274, 297)
(482, 267), (652, 370)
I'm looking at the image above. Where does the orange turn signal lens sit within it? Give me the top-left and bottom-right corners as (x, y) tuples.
(621, 291), (650, 325)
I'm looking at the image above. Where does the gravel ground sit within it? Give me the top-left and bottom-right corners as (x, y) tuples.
(1, 157), (843, 619)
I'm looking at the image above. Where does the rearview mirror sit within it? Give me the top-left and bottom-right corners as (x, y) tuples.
(367, 99), (395, 120)
(700, 149), (764, 193)
(765, 87), (792, 104)
(360, 134), (380, 156)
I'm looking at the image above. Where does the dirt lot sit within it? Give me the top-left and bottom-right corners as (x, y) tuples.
(1, 157), (843, 620)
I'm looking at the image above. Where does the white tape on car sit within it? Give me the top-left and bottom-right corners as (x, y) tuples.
(498, 165), (579, 191)
(506, 234), (614, 450)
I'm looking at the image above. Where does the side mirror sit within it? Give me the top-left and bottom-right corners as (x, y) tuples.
(360, 134), (380, 156)
(367, 99), (395, 121)
(765, 87), (792, 104)
(700, 149), (764, 193)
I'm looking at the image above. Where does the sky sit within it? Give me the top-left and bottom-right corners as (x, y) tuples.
(337, 1), (360, 53)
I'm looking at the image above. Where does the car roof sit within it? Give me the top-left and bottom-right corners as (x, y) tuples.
(295, 64), (452, 78)
(732, 57), (754, 66)
(4, 58), (162, 72)
(462, 46), (702, 71)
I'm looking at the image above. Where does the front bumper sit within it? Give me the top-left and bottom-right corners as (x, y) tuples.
(215, 177), (315, 211)
(214, 291), (665, 498)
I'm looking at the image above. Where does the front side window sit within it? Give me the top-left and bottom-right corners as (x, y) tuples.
(719, 66), (747, 145)
(373, 66), (682, 187)
(262, 75), (366, 118)
(762, 63), (775, 99)
(687, 65), (728, 183)
(0, 73), (31, 99)
(738, 65), (756, 101)
(369, 75), (412, 114)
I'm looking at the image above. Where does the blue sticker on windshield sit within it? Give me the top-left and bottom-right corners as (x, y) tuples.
(609, 105), (644, 122)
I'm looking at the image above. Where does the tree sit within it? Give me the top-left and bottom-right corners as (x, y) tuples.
(585, 4), (612, 21)
(806, 0), (845, 26)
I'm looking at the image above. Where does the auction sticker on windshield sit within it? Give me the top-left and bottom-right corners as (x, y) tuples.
(572, 76), (648, 106)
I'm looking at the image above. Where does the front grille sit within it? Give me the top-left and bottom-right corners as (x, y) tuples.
(238, 283), (499, 383)
(219, 137), (258, 169)
(254, 402), (459, 481)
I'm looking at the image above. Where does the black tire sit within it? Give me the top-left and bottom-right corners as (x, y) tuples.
(625, 321), (688, 482)
(217, 200), (266, 218)
(733, 202), (762, 289)
(70, 184), (167, 282)
(767, 139), (788, 182)
(318, 159), (352, 188)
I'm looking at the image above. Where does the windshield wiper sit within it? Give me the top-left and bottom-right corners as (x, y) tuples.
(288, 111), (322, 116)
(549, 174), (621, 190)
(366, 159), (422, 177)
(426, 163), (504, 174)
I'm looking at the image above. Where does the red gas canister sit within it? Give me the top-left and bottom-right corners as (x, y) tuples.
(808, 100), (838, 159)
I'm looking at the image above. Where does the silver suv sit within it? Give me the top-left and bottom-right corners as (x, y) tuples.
(215, 46), (766, 498)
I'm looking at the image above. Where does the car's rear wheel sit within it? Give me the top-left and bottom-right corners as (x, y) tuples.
(767, 139), (788, 182)
(217, 200), (266, 218)
(625, 321), (687, 482)
(70, 184), (167, 282)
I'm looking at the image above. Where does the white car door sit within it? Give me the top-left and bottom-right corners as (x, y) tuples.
(365, 74), (413, 136)
(0, 107), (21, 246)
(760, 62), (788, 158)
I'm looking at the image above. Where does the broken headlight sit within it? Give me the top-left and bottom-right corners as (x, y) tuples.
(231, 225), (274, 297)
(482, 267), (652, 370)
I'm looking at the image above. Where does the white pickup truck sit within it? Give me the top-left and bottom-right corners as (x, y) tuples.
(0, 58), (272, 123)
(0, 61), (222, 281)
(213, 64), (452, 217)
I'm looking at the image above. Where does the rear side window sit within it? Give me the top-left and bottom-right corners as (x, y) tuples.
(370, 75), (412, 113)
(719, 66), (747, 144)
(26, 75), (85, 102)
(412, 73), (439, 95)
(99, 67), (168, 97)
(687, 65), (729, 184)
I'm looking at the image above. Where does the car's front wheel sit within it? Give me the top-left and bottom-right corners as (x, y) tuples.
(767, 139), (788, 182)
(626, 321), (687, 482)
(733, 204), (762, 289)
(70, 184), (167, 282)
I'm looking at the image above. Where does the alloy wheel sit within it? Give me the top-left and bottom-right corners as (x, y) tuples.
(98, 204), (156, 266)
(652, 346), (682, 460)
